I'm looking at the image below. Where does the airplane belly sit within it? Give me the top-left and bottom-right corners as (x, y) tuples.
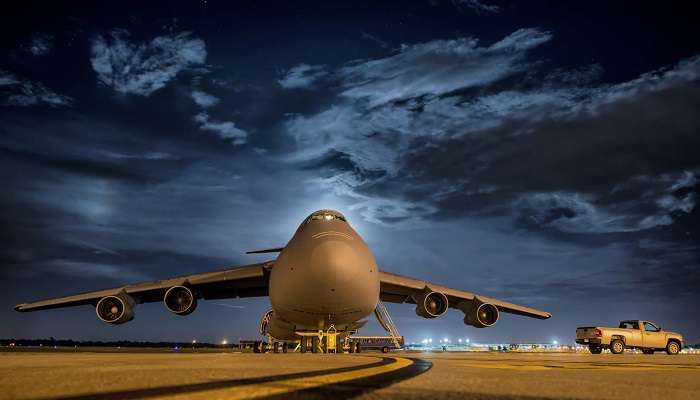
(269, 237), (379, 331)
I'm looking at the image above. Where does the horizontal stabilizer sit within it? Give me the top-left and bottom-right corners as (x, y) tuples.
(246, 247), (284, 254)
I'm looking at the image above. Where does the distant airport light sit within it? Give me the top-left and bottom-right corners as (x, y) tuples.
(428, 338), (433, 343)
(443, 338), (449, 343)
(552, 340), (558, 345)
(221, 339), (228, 345)
(192, 340), (197, 344)
(458, 339), (462, 343)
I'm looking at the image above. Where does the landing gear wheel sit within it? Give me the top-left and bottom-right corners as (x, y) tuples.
(588, 345), (602, 354)
(610, 339), (625, 354)
(666, 341), (680, 355)
(348, 341), (355, 353)
(381, 346), (389, 353)
(282, 342), (288, 353)
(300, 338), (308, 353)
(312, 336), (320, 353)
(642, 349), (654, 355)
(355, 342), (361, 353)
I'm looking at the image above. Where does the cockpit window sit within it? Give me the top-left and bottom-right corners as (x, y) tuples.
(305, 213), (346, 224)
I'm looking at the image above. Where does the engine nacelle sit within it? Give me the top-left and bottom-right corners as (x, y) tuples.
(164, 286), (198, 315)
(413, 290), (449, 318)
(460, 300), (499, 328)
(96, 293), (135, 324)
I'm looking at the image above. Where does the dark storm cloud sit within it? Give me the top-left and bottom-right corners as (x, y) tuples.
(0, 69), (72, 107)
(90, 29), (207, 96)
(282, 29), (700, 231)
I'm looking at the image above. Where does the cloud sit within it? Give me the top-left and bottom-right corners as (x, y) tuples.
(0, 69), (72, 107)
(190, 90), (220, 108)
(0, 70), (20, 86)
(361, 32), (390, 49)
(278, 64), (328, 89)
(193, 112), (248, 145)
(282, 28), (700, 233)
(514, 172), (698, 234)
(337, 28), (552, 106)
(214, 303), (246, 309)
(453, 0), (502, 15)
(103, 151), (180, 161)
(23, 33), (53, 56)
(90, 29), (206, 96)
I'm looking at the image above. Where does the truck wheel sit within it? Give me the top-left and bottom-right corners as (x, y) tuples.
(610, 339), (625, 354)
(666, 341), (680, 355)
(588, 345), (602, 354)
(642, 349), (654, 355)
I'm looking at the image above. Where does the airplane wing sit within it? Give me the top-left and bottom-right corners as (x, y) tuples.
(14, 261), (273, 312)
(378, 270), (551, 320)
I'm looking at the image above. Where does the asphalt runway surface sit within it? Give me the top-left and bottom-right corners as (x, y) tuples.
(1, 350), (699, 400)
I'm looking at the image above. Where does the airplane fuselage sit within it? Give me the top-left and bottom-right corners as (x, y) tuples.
(268, 210), (379, 339)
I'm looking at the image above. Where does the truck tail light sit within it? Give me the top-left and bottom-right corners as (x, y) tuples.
(594, 329), (602, 337)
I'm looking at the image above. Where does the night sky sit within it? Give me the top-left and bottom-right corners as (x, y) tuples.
(1, 1), (699, 345)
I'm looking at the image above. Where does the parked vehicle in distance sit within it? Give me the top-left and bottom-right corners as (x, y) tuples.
(348, 336), (404, 353)
(576, 320), (684, 355)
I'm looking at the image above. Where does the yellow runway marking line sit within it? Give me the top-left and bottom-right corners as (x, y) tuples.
(158, 356), (414, 400)
(458, 362), (700, 371)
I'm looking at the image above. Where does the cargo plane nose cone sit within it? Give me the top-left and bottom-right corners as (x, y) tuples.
(309, 239), (359, 287)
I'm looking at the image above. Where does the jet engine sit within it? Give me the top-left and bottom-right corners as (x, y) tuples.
(164, 286), (198, 315)
(413, 290), (449, 318)
(96, 293), (135, 324)
(460, 300), (499, 328)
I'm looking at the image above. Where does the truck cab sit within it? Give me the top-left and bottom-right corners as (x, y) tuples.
(576, 320), (684, 355)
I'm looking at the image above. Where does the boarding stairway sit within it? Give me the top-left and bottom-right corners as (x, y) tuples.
(373, 301), (402, 349)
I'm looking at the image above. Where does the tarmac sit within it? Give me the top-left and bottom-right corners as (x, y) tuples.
(1, 349), (699, 400)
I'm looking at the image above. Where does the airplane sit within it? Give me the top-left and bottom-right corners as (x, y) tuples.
(15, 209), (551, 351)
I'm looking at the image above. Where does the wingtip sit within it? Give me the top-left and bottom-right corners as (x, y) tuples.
(14, 304), (25, 312)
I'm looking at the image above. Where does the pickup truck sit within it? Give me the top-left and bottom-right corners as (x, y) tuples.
(576, 320), (684, 355)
